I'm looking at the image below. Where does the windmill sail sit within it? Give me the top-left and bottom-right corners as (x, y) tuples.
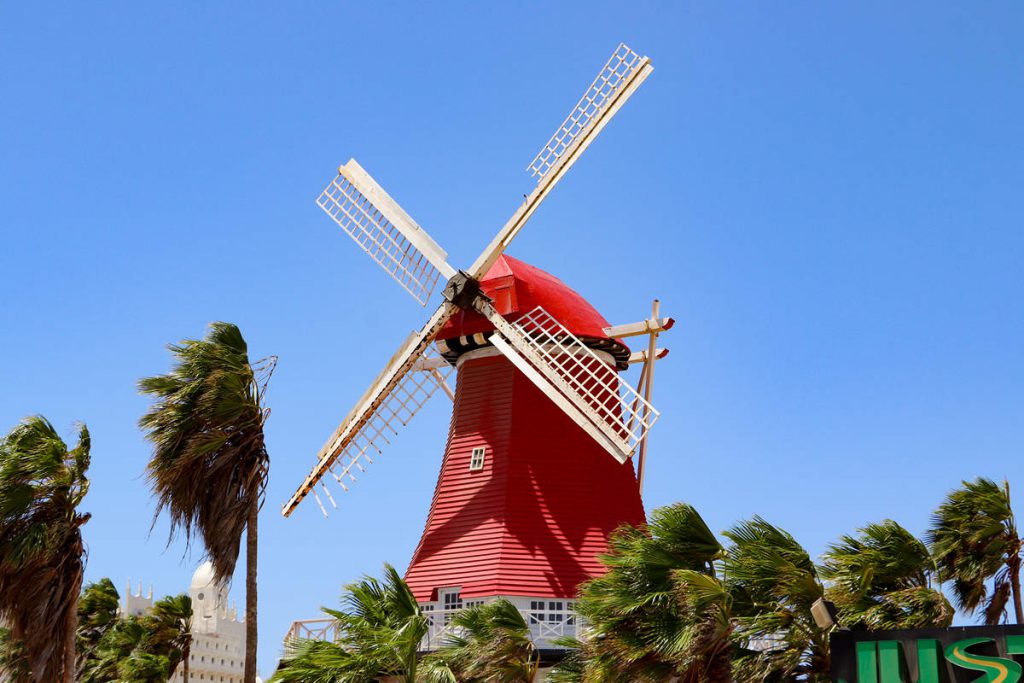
(527, 43), (653, 183)
(480, 303), (659, 463)
(317, 160), (455, 305)
(467, 44), (653, 282)
(282, 304), (457, 517)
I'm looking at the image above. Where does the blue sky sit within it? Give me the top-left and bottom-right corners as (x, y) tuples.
(1, 1), (1022, 675)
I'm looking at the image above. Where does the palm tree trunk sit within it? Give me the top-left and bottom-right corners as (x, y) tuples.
(244, 498), (258, 683)
(184, 641), (190, 683)
(64, 580), (79, 683)
(1010, 554), (1024, 624)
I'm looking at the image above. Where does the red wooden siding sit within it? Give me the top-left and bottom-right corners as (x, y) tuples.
(404, 353), (647, 602)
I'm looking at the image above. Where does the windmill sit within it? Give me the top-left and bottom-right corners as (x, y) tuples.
(284, 43), (674, 649)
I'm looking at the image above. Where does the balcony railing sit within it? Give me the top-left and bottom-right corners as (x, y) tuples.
(285, 602), (582, 651)
(284, 617), (341, 643)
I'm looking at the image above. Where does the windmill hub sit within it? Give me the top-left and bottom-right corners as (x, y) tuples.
(441, 270), (486, 310)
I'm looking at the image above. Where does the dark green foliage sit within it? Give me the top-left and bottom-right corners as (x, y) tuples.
(0, 416), (91, 682)
(271, 564), (428, 683)
(76, 584), (192, 683)
(822, 520), (952, 630)
(928, 477), (1023, 624)
(76, 578), (122, 675)
(554, 503), (731, 682)
(723, 516), (829, 682)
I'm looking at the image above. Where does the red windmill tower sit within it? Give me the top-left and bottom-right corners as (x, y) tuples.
(284, 44), (673, 650)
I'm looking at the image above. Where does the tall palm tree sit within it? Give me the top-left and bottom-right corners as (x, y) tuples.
(145, 593), (193, 683)
(928, 477), (1023, 624)
(0, 416), (91, 683)
(822, 519), (952, 630)
(557, 503), (730, 682)
(139, 322), (274, 683)
(722, 516), (829, 683)
(424, 598), (539, 683)
(76, 578), (121, 675)
(271, 563), (428, 683)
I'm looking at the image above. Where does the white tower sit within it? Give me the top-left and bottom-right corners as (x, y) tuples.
(169, 562), (248, 683)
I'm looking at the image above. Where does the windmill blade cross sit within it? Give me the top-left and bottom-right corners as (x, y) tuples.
(317, 159), (456, 305)
(291, 42), (655, 518)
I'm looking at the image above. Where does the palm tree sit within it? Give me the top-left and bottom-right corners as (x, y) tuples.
(722, 516), (829, 682)
(928, 477), (1023, 624)
(77, 578), (121, 675)
(424, 598), (538, 683)
(556, 503), (730, 682)
(0, 416), (91, 683)
(821, 519), (952, 630)
(271, 563), (428, 682)
(145, 593), (193, 682)
(79, 615), (150, 683)
(116, 650), (172, 683)
(139, 322), (275, 683)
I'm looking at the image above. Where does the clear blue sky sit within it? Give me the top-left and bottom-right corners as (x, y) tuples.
(2, 2), (1022, 675)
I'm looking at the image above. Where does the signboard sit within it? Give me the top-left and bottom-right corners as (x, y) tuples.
(831, 625), (1024, 683)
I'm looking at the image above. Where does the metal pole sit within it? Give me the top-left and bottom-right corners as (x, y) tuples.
(636, 299), (660, 495)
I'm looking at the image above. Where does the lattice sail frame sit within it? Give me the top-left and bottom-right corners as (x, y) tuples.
(317, 161), (450, 305)
(307, 341), (454, 517)
(527, 43), (647, 181)
(491, 306), (659, 461)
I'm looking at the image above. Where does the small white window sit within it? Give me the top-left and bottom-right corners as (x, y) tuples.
(469, 447), (486, 471)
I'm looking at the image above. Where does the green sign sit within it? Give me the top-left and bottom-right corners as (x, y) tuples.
(832, 626), (1024, 683)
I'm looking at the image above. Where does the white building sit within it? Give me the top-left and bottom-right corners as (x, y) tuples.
(126, 563), (252, 683)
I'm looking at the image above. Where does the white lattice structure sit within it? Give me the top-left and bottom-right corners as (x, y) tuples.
(485, 305), (658, 462)
(317, 160), (452, 305)
(527, 43), (648, 181)
(420, 595), (583, 652)
(285, 596), (583, 654)
(284, 618), (341, 643)
(306, 340), (454, 517)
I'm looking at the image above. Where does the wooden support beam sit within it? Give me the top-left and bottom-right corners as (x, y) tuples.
(604, 317), (675, 339)
(628, 348), (668, 364)
(635, 300), (661, 496)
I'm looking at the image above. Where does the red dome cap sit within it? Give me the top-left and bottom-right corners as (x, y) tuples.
(437, 256), (630, 368)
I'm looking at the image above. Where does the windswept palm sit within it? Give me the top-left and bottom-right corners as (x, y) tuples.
(559, 502), (730, 682)
(271, 563), (428, 683)
(723, 516), (829, 683)
(425, 598), (538, 683)
(76, 578), (121, 676)
(928, 477), (1022, 624)
(139, 322), (274, 683)
(822, 519), (952, 630)
(0, 416), (91, 683)
(146, 593), (193, 682)
(79, 615), (151, 683)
